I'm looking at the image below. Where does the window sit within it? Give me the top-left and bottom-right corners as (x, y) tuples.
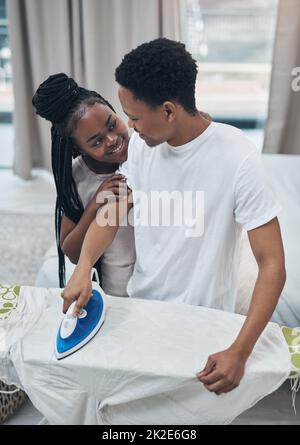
(0, 0), (14, 167)
(182, 0), (278, 149)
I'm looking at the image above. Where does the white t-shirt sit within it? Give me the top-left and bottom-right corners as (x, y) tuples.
(72, 156), (136, 297)
(119, 122), (280, 312)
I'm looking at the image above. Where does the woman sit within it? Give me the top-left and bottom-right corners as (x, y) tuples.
(32, 73), (135, 297)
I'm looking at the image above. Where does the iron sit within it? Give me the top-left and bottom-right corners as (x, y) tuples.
(55, 269), (106, 360)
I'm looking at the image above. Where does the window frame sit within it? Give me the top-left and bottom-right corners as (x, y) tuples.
(181, 0), (278, 131)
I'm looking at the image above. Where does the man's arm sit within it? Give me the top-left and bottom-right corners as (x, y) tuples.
(197, 217), (286, 394)
(60, 208), (98, 265)
(61, 194), (132, 316)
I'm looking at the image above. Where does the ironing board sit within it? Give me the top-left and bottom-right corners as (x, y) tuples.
(0, 283), (297, 425)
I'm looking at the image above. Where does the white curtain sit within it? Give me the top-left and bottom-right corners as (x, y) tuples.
(263, 0), (300, 154)
(7, 0), (182, 179)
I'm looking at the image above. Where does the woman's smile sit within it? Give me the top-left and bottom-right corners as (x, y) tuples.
(107, 137), (127, 156)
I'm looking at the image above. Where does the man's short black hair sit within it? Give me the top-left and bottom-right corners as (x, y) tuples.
(115, 38), (198, 114)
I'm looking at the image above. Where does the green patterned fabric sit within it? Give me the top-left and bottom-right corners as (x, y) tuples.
(0, 284), (20, 320)
(281, 326), (300, 412)
(281, 326), (300, 379)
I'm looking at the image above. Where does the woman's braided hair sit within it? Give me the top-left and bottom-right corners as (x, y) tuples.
(32, 73), (115, 287)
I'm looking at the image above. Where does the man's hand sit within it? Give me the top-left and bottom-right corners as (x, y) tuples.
(196, 347), (248, 395)
(61, 266), (93, 316)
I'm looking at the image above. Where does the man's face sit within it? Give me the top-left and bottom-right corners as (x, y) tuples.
(118, 86), (173, 147)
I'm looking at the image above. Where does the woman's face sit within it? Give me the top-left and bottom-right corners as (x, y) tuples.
(72, 103), (129, 164)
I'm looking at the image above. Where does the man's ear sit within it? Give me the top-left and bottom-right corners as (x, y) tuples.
(163, 101), (176, 122)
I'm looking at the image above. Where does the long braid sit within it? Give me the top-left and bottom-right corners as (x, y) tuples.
(51, 127), (83, 287)
(33, 73), (115, 287)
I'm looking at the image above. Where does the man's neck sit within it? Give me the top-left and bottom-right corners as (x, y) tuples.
(167, 111), (211, 147)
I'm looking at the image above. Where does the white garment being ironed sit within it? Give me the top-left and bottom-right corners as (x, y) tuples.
(119, 123), (281, 311)
(72, 156), (135, 297)
(0, 285), (291, 425)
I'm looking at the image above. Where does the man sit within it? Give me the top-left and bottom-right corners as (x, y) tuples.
(63, 38), (286, 395)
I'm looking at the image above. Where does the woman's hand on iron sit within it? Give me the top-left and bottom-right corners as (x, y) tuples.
(61, 267), (93, 317)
